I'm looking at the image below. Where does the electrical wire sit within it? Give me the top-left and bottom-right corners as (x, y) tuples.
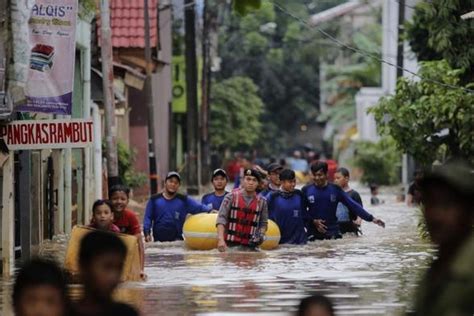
(269, 0), (474, 94)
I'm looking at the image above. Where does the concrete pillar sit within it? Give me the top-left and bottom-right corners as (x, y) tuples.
(80, 23), (93, 224)
(92, 103), (103, 201)
(2, 153), (15, 276)
(382, 0), (399, 94)
(154, 0), (173, 183)
(64, 147), (72, 234)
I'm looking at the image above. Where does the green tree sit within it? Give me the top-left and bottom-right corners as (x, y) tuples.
(117, 142), (147, 189)
(370, 60), (474, 165)
(218, 2), (322, 150)
(352, 137), (401, 185)
(210, 76), (264, 150)
(233, 0), (262, 15)
(320, 21), (382, 133)
(405, 0), (474, 82)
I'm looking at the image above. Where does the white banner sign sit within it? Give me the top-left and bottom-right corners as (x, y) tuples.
(15, 0), (78, 114)
(0, 119), (93, 150)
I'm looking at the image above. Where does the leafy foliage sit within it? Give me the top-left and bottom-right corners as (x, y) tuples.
(405, 0), (474, 83)
(78, 0), (96, 18)
(318, 18), (382, 145)
(370, 60), (474, 165)
(218, 2), (322, 149)
(210, 76), (264, 150)
(233, 0), (262, 16)
(352, 137), (401, 185)
(117, 142), (147, 189)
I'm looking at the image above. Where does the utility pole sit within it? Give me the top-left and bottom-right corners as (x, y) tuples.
(184, 0), (199, 194)
(397, 0), (411, 188)
(396, 0), (405, 79)
(200, 0), (219, 185)
(144, 0), (158, 194)
(200, 0), (211, 185)
(99, 0), (119, 189)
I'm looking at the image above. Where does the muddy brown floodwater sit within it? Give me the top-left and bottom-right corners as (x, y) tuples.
(0, 186), (434, 315)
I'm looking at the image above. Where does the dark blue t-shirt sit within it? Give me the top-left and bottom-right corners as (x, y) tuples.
(302, 183), (374, 238)
(201, 191), (229, 211)
(260, 187), (278, 200)
(267, 190), (308, 245)
(143, 193), (211, 242)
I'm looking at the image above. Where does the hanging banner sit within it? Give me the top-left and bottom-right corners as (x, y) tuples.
(15, 0), (78, 114)
(0, 119), (94, 150)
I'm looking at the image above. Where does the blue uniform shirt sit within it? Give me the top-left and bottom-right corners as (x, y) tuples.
(336, 189), (363, 222)
(302, 183), (374, 238)
(259, 186), (279, 199)
(143, 193), (211, 242)
(267, 190), (308, 245)
(201, 191), (229, 211)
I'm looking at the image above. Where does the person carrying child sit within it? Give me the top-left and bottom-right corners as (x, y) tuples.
(109, 184), (145, 279)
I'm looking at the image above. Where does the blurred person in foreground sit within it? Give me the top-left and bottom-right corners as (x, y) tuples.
(74, 230), (139, 316)
(12, 258), (70, 316)
(410, 161), (473, 316)
(297, 294), (335, 316)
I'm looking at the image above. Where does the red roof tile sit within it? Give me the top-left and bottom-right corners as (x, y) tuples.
(98, 0), (158, 48)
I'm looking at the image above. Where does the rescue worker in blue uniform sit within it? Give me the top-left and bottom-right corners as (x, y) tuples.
(267, 169), (308, 245)
(143, 171), (212, 242)
(202, 169), (229, 210)
(302, 161), (385, 240)
(260, 163), (283, 199)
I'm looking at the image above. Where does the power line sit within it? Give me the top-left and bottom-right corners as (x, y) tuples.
(269, 0), (474, 94)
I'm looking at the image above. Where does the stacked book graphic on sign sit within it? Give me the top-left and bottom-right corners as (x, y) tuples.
(30, 44), (55, 72)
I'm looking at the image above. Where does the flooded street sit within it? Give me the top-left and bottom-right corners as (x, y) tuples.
(0, 187), (434, 315)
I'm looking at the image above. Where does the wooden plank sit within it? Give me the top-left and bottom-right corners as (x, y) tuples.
(64, 226), (141, 282)
(2, 153), (15, 276)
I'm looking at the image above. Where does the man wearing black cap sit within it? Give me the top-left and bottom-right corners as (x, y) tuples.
(412, 161), (474, 316)
(202, 169), (230, 210)
(260, 163), (283, 199)
(143, 171), (212, 242)
(216, 169), (269, 252)
(267, 169), (308, 244)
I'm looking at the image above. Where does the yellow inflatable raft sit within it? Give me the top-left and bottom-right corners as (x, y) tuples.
(183, 213), (281, 250)
(64, 226), (142, 282)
